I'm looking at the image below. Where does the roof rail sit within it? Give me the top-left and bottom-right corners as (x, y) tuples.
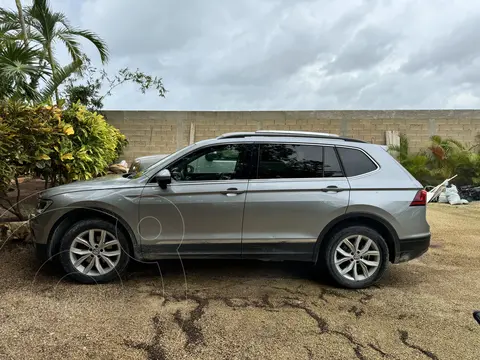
(217, 130), (366, 143)
(217, 132), (256, 139)
(257, 130), (339, 137)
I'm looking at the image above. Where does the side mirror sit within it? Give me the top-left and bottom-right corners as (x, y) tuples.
(155, 169), (171, 189)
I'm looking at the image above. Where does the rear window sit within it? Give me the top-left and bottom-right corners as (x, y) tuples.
(337, 147), (377, 177)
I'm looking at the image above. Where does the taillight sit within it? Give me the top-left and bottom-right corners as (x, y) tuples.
(410, 189), (427, 206)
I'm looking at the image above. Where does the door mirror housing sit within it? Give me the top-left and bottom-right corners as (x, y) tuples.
(155, 169), (171, 189)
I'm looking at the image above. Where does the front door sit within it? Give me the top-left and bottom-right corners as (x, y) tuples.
(242, 143), (350, 260)
(139, 143), (253, 258)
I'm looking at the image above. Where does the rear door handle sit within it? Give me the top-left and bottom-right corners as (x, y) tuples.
(220, 187), (245, 196)
(321, 185), (344, 193)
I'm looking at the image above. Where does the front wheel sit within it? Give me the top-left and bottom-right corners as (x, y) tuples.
(321, 226), (389, 289)
(59, 219), (130, 284)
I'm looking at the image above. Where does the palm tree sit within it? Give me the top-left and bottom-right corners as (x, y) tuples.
(0, 38), (81, 102)
(1, 0), (109, 103)
(429, 135), (465, 161)
(0, 39), (45, 100)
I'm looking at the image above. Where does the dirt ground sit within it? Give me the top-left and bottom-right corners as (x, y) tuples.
(0, 204), (480, 360)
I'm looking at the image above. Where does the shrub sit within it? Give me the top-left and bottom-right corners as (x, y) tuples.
(389, 134), (480, 186)
(0, 100), (127, 219)
(388, 135), (434, 184)
(55, 103), (127, 184)
(0, 100), (72, 218)
(0, 121), (14, 192)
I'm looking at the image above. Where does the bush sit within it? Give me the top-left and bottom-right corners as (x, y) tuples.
(51, 103), (127, 184)
(389, 134), (480, 186)
(0, 101), (72, 218)
(0, 101), (127, 219)
(0, 121), (14, 192)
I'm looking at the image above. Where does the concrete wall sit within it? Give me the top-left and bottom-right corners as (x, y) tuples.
(103, 110), (480, 162)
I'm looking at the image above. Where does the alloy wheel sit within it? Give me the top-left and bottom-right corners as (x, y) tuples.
(334, 235), (380, 281)
(69, 229), (122, 276)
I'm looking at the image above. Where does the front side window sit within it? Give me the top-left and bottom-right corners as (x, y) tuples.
(257, 144), (343, 179)
(168, 144), (251, 181)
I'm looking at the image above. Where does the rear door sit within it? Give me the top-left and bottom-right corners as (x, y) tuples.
(241, 142), (350, 260)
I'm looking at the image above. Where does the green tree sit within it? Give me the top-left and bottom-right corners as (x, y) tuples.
(1, 0), (109, 103)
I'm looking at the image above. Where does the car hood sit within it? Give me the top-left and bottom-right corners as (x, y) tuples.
(41, 174), (133, 198)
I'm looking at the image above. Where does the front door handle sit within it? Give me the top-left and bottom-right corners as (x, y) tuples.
(220, 187), (245, 196)
(321, 185), (344, 193)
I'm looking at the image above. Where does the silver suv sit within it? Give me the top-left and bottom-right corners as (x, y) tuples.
(31, 130), (430, 288)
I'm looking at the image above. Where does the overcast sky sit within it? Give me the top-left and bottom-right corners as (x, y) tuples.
(2, 0), (480, 110)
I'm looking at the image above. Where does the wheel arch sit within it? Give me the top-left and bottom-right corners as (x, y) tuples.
(46, 207), (138, 260)
(314, 212), (399, 263)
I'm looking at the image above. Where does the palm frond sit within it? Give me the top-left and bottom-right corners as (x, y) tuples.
(430, 135), (442, 145)
(0, 40), (49, 102)
(0, 22), (21, 39)
(0, 41), (45, 77)
(68, 28), (109, 63)
(52, 11), (71, 29)
(27, 31), (46, 45)
(56, 30), (82, 60)
(40, 59), (82, 102)
(27, 0), (57, 43)
(0, 8), (20, 24)
(444, 138), (465, 150)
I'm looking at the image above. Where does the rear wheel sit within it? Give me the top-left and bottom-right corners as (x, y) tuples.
(321, 225), (389, 289)
(59, 219), (130, 283)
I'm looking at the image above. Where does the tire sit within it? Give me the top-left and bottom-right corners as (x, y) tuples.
(320, 225), (389, 289)
(59, 219), (131, 284)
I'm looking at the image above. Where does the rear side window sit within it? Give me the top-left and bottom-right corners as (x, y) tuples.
(337, 147), (377, 177)
(257, 144), (343, 179)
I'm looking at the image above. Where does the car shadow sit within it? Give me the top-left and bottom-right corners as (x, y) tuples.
(126, 257), (328, 284)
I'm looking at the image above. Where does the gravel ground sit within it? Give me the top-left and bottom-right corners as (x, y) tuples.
(1, 203), (480, 359)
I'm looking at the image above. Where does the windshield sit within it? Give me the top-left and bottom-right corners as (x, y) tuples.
(130, 143), (198, 178)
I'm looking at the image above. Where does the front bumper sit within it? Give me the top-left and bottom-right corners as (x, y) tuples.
(34, 242), (49, 263)
(29, 212), (46, 243)
(396, 234), (431, 263)
(28, 214), (47, 261)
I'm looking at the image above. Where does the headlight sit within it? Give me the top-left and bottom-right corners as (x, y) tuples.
(36, 199), (53, 214)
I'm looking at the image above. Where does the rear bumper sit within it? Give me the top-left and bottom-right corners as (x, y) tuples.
(395, 234), (431, 263)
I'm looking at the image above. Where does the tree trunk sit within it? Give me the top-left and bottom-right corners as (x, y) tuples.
(15, 0), (28, 46)
(13, 177), (23, 221)
(47, 45), (60, 104)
